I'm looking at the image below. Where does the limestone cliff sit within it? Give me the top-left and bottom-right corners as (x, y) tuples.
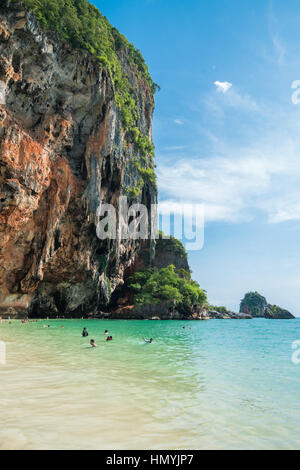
(0, 1), (157, 317)
(240, 292), (267, 317)
(152, 235), (190, 273)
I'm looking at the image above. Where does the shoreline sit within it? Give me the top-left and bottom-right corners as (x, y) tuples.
(1, 304), (296, 321)
(1, 315), (296, 321)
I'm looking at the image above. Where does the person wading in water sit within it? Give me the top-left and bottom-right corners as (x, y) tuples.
(82, 328), (88, 337)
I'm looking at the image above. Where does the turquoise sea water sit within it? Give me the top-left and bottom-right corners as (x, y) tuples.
(0, 318), (299, 450)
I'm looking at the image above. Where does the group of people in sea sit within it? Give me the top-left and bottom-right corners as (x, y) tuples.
(1, 318), (154, 347)
(81, 327), (153, 347)
(81, 327), (114, 347)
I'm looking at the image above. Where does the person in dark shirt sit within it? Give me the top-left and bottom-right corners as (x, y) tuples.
(82, 328), (88, 337)
(143, 338), (153, 344)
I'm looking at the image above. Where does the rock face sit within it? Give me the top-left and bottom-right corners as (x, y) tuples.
(264, 305), (295, 320)
(109, 302), (184, 320)
(240, 292), (267, 317)
(0, 3), (157, 317)
(205, 310), (252, 320)
(240, 292), (295, 319)
(102, 304), (252, 321)
(152, 236), (190, 273)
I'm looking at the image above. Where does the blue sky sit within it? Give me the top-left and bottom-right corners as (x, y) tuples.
(94, 0), (300, 315)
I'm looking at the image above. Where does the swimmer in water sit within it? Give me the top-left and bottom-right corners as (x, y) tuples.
(106, 335), (113, 341)
(90, 339), (97, 348)
(143, 338), (153, 344)
(82, 328), (88, 337)
(104, 330), (108, 335)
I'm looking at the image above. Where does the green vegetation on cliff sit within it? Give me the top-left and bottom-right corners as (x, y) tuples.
(240, 291), (267, 317)
(156, 232), (188, 260)
(10, 0), (159, 163)
(264, 304), (294, 319)
(128, 265), (207, 311)
(11, 0), (157, 194)
(10, 0), (155, 91)
(208, 305), (231, 314)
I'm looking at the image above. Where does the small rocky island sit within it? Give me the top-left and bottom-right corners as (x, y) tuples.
(240, 292), (295, 319)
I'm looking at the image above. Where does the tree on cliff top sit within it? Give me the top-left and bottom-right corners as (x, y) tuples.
(128, 265), (207, 311)
(156, 232), (188, 259)
(10, 0), (159, 149)
(10, 0), (158, 195)
(240, 291), (267, 317)
(10, 0), (155, 91)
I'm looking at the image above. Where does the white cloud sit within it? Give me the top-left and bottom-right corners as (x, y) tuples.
(208, 84), (259, 114)
(163, 145), (186, 151)
(225, 89), (259, 111)
(157, 129), (300, 224)
(272, 35), (286, 66)
(158, 154), (276, 223)
(159, 60), (300, 226)
(266, 5), (287, 67)
(174, 119), (184, 125)
(261, 193), (300, 223)
(214, 81), (232, 94)
(261, 34), (287, 67)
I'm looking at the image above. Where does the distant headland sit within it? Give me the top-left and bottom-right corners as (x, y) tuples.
(240, 292), (295, 319)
